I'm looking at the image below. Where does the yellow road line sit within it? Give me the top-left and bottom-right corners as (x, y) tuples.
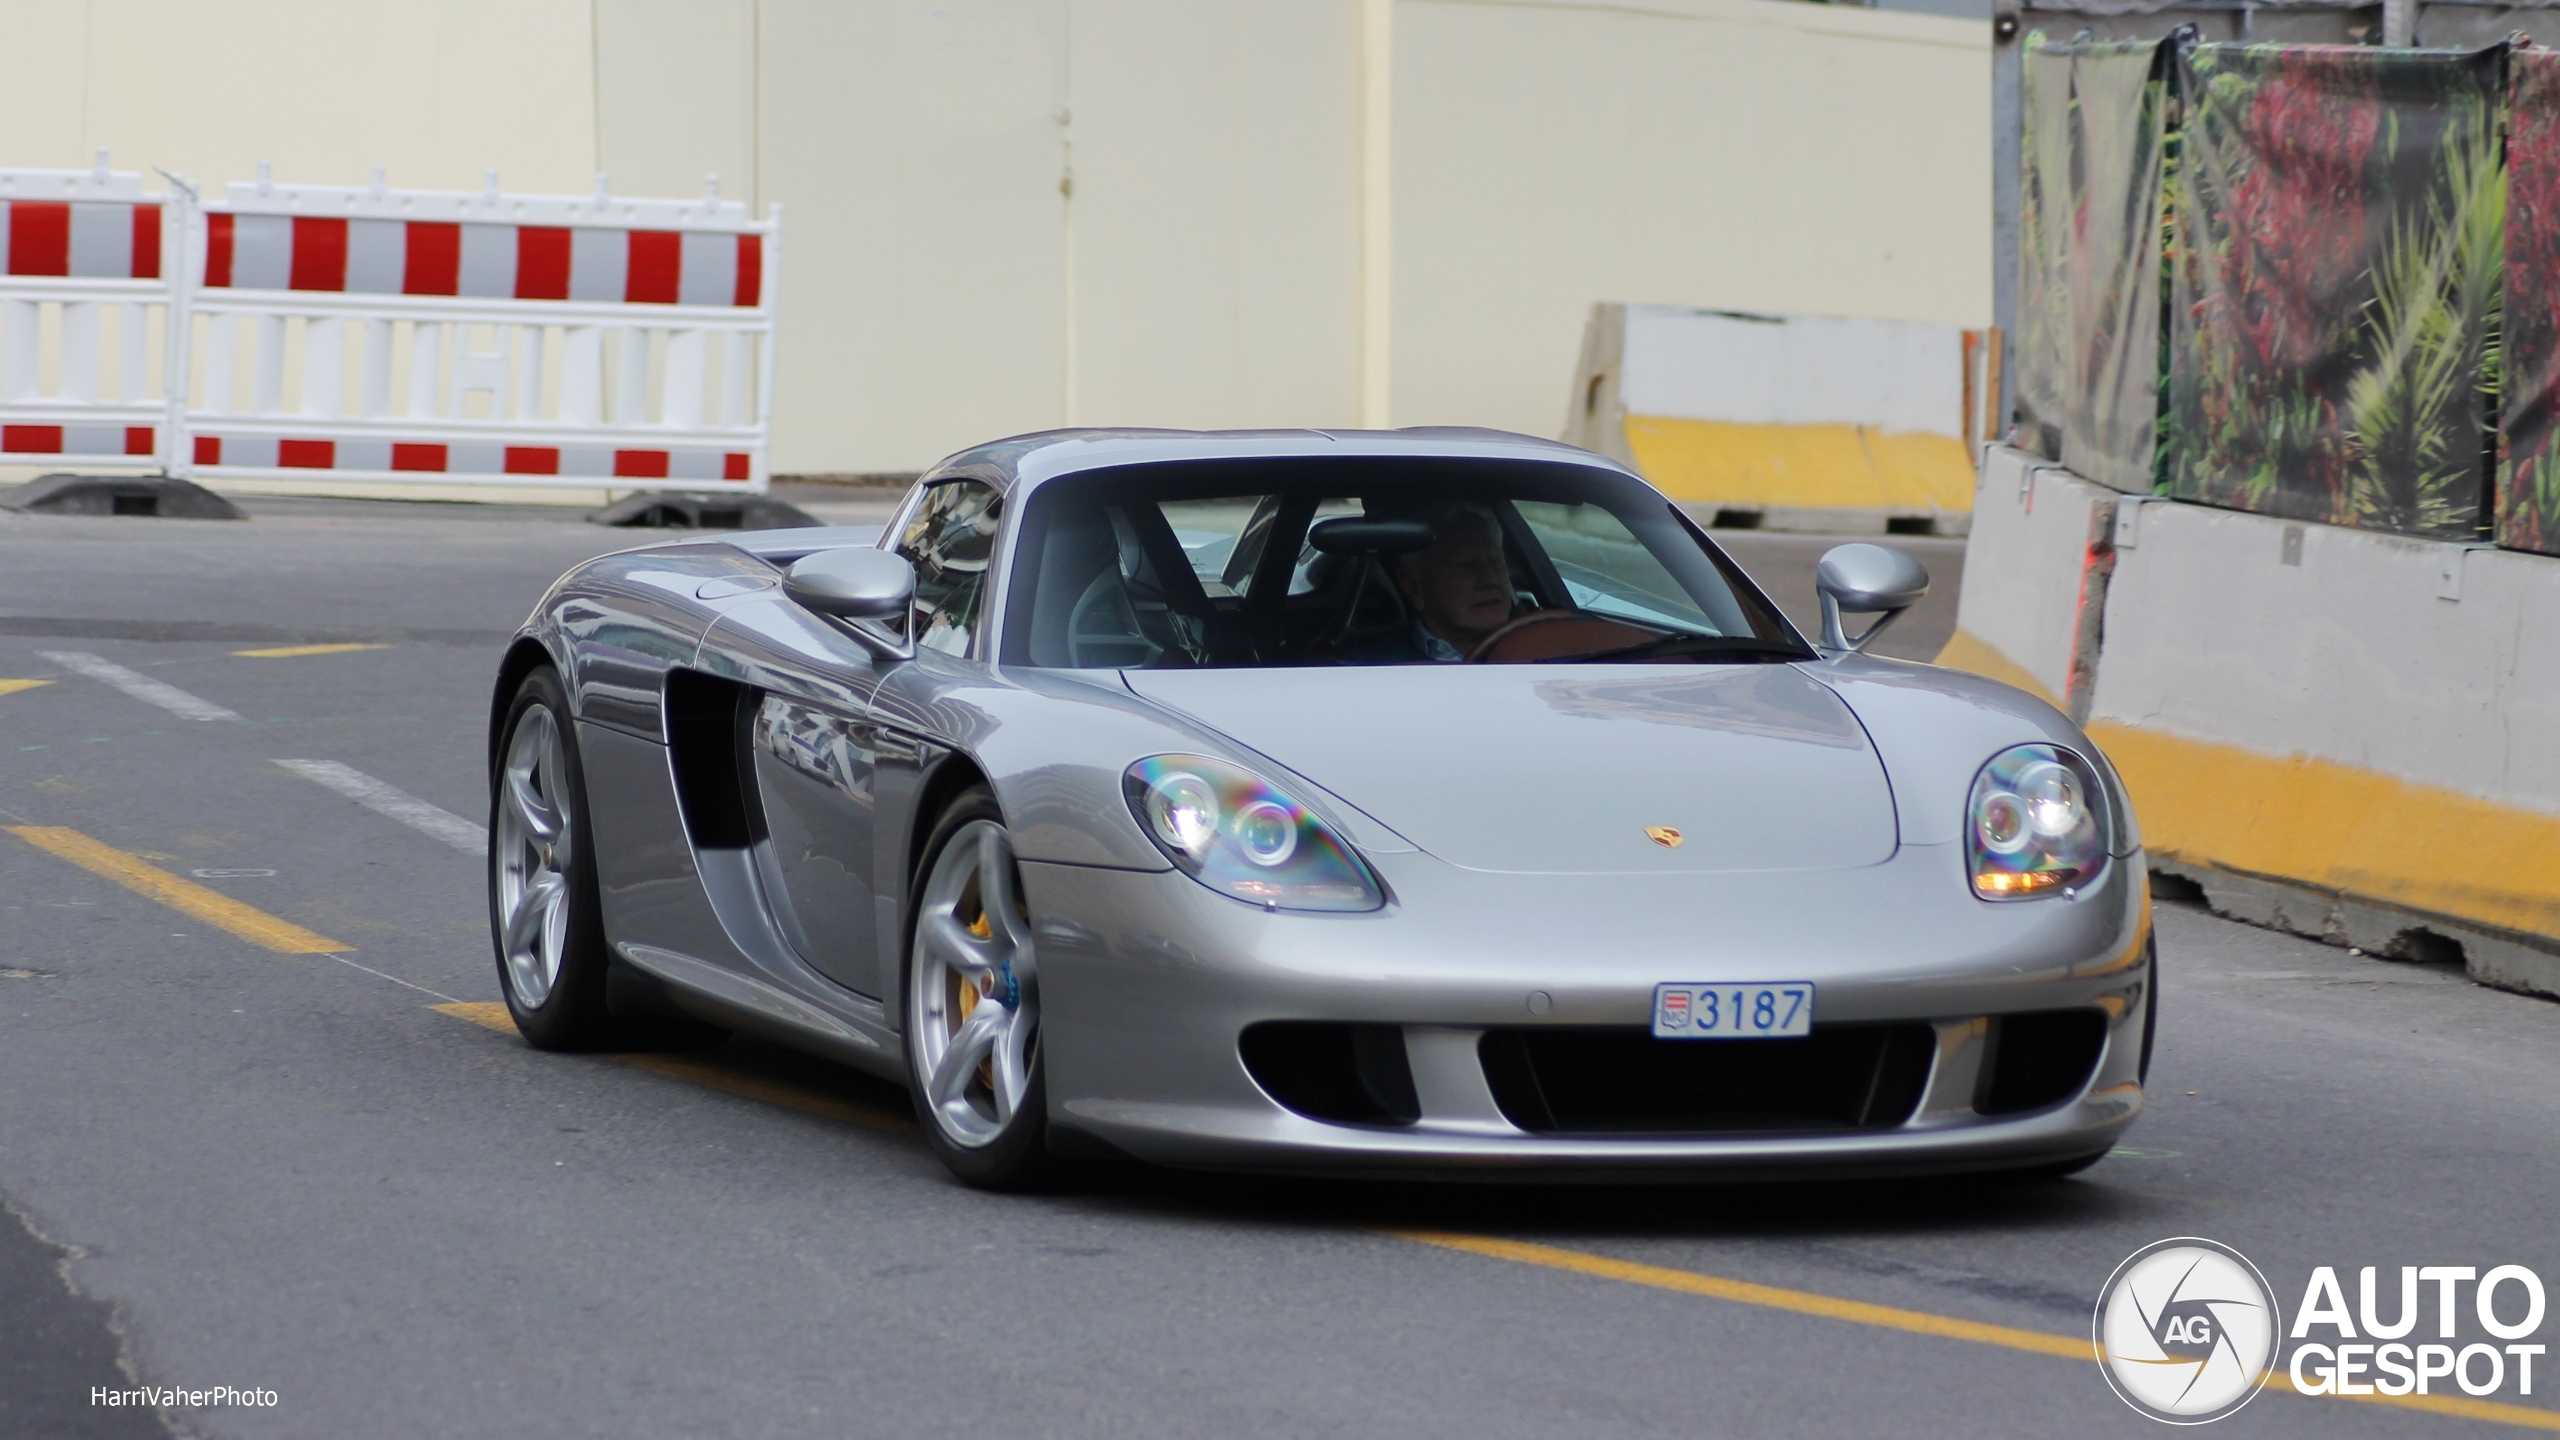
(1391, 1232), (2560, 1431)
(435, 1000), (517, 1034)
(0, 678), (52, 698)
(7, 826), (350, 953)
(421, 995), (2558, 1430)
(231, 643), (389, 659)
(2263, 1371), (2560, 1429)
(431, 1001), (914, 1132)
(1390, 1231), (2092, 1360)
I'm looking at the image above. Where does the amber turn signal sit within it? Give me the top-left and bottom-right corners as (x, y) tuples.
(1972, 869), (2069, 897)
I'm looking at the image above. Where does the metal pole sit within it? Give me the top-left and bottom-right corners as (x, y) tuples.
(2383, 0), (2415, 46)
(1992, 26), (2022, 444)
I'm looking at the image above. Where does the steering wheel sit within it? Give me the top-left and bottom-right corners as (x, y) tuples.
(1066, 571), (1158, 668)
(1466, 609), (1662, 663)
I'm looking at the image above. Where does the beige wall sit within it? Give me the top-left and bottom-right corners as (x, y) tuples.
(596, 0), (758, 206)
(0, 0), (597, 195)
(3, 0), (1989, 475)
(758, 0), (1072, 472)
(1061, 4), (1363, 440)
(754, 0), (1361, 473)
(1392, 0), (1992, 435)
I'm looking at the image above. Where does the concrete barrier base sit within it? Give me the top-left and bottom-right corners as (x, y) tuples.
(1676, 503), (1973, 538)
(2155, 860), (2560, 1000)
(1949, 445), (2560, 1004)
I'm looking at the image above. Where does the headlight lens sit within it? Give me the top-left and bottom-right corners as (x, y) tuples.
(1144, 771), (1220, 854)
(1124, 755), (1383, 911)
(1966, 744), (2107, 900)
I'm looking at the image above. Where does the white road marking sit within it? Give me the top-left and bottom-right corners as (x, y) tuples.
(272, 759), (487, 855)
(38, 651), (242, 722)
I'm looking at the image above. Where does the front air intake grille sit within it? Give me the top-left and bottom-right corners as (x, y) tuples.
(1976, 1009), (2108, 1116)
(1240, 1022), (1422, 1126)
(1477, 1023), (1936, 1136)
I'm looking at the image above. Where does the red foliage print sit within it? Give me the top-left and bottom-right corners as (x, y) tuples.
(2219, 53), (2379, 374)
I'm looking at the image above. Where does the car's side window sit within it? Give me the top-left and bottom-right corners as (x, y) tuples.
(896, 481), (1003, 657)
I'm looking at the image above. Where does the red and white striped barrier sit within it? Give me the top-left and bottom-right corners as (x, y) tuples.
(0, 154), (179, 471)
(175, 166), (778, 492)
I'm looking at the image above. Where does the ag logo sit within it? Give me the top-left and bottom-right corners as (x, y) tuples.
(2095, 1237), (2280, 1424)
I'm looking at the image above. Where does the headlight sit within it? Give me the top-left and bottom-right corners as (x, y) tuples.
(1124, 755), (1384, 912)
(1966, 744), (2108, 900)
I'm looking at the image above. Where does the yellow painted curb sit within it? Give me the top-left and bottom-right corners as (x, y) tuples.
(2086, 724), (2560, 943)
(1624, 415), (1974, 511)
(1928, 630), (2560, 945)
(1931, 628), (2061, 708)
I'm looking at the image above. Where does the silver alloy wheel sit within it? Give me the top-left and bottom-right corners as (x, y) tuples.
(908, 819), (1038, 1148)
(495, 703), (574, 1009)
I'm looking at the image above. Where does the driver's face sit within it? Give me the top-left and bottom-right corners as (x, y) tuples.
(1399, 517), (1513, 649)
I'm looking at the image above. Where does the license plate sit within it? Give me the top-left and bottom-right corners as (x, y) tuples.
(1651, 982), (1814, 1039)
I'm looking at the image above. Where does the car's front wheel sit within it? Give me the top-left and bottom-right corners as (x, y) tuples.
(489, 666), (616, 1049)
(903, 787), (1050, 1188)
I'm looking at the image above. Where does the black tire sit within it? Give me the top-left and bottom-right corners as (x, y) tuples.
(902, 786), (1052, 1189)
(2138, 933), (2159, 1086)
(488, 666), (618, 1050)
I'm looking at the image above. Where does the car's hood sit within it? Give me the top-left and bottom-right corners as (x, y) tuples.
(1121, 665), (1897, 874)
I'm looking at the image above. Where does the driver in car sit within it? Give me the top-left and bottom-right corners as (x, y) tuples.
(1351, 501), (1516, 662)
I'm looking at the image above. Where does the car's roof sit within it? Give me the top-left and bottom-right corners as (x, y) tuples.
(914, 427), (1637, 495)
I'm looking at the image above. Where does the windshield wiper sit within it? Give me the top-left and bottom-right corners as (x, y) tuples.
(1537, 631), (1812, 664)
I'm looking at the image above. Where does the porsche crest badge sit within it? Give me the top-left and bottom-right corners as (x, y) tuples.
(1645, 826), (1683, 849)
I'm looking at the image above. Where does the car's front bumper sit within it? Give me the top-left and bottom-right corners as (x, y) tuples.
(1025, 839), (2152, 1178)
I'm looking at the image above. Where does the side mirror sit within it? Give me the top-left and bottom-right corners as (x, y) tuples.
(784, 547), (914, 621)
(1814, 543), (1929, 653)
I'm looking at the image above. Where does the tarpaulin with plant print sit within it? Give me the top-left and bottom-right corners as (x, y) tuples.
(2016, 35), (2170, 496)
(2502, 48), (2560, 555)
(2164, 43), (2503, 539)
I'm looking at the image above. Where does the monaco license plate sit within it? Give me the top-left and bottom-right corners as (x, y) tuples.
(1651, 982), (1814, 1040)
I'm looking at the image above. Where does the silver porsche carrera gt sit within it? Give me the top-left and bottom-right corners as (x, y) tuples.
(486, 428), (2154, 1187)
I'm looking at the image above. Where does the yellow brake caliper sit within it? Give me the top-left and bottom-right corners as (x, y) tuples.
(957, 905), (996, 1088)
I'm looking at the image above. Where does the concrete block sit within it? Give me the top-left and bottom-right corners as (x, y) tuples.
(1566, 303), (1983, 526)
(1935, 445), (2117, 714)
(2093, 501), (2560, 815)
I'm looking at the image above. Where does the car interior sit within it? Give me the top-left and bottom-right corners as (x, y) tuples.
(999, 464), (1804, 670)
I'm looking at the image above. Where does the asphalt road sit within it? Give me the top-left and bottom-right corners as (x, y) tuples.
(0, 495), (2553, 1440)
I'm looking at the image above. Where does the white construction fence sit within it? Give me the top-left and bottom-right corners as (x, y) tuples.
(0, 159), (779, 498)
(0, 156), (180, 473)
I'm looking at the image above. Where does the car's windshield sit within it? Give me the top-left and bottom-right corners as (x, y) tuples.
(1000, 458), (1808, 669)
